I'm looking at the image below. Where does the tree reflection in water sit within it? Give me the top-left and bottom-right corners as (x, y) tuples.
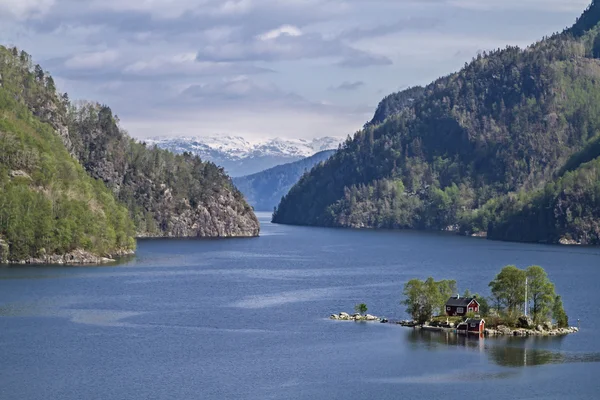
(406, 329), (600, 367)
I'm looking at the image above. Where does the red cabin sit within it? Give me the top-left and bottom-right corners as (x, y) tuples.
(445, 295), (479, 317)
(457, 318), (485, 334)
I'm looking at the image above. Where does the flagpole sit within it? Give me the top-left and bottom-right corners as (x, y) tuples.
(524, 276), (528, 317)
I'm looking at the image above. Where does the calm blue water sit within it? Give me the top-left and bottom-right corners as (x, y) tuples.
(1, 212), (600, 399)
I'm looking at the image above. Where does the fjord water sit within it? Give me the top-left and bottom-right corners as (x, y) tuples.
(1, 213), (600, 400)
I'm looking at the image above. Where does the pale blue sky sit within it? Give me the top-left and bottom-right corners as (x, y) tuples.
(0, 0), (591, 140)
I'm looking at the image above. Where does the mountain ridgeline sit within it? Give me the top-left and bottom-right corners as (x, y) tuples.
(148, 136), (340, 177)
(0, 46), (258, 263)
(273, 1), (600, 245)
(233, 150), (335, 211)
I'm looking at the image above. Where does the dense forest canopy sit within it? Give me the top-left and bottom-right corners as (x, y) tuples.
(273, 1), (600, 245)
(0, 46), (135, 262)
(0, 45), (259, 246)
(0, 42), (260, 262)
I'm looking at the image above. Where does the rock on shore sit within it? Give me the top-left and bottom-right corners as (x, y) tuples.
(485, 324), (579, 337)
(330, 312), (385, 322)
(4, 248), (135, 265)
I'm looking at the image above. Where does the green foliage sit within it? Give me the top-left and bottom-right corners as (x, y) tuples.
(234, 150), (335, 211)
(489, 265), (567, 325)
(66, 102), (256, 236)
(354, 303), (368, 316)
(474, 294), (491, 317)
(526, 266), (557, 324)
(0, 46), (135, 261)
(553, 295), (569, 328)
(402, 278), (456, 324)
(366, 86), (425, 127)
(272, 3), (600, 245)
(489, 266), (527, 316)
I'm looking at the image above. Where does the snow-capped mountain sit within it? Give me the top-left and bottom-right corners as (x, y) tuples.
(145, 135), (341, 177)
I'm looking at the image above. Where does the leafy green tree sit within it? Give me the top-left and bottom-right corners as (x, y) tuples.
(473, 294), (491, 316)
(489, 266), (527, 316)
(553, 295), (569, 328)
(402, 279), (432, 325)
(354, 303), (368, 316)
(402, 278), (456, 324)
(526, 266), (556, 323)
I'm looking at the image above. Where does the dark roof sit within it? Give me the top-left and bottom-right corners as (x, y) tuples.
(465, 318), (484, 324)
(445, 296), (479, 307)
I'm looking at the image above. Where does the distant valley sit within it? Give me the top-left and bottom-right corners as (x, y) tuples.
(147, 136), (341, 177)
(233, 150), (336, 211)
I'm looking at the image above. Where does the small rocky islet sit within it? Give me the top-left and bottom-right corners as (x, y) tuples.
(329, 312), (388, 323)
(329, 312), (579, 337)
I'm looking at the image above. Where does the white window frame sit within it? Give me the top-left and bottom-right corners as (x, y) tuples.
(457, 307), (464, 314)
(446, 306), (451, 311)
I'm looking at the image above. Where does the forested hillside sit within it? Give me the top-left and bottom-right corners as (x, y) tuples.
(0, 46), (135, 263)
(233, 150), (335, 211)
(0, 44), (259, 264)
(273, 1), (600, 245)
(67, 104), (259, 238)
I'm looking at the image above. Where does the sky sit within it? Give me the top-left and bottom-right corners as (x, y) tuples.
(0, 0), (591, 141)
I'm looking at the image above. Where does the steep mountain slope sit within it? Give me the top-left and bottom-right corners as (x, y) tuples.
(67, 104), (259, 238)
(273, 1), (600, 245)
(0, 46), (259, 242)
(0, 47), (135, 263)
(148, 136), (341, 177)
(233, 150), (335, 211)
(365, 86), (425, 127)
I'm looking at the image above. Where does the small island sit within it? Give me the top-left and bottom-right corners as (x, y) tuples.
(331, 265), (578, 337)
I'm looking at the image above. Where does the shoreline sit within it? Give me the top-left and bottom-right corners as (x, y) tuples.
(1, 248), (135, 266)
(329, 312), (579, 337)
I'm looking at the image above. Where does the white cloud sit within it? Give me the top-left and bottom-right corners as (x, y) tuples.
(64, 50), (119, 70)
(0, 0), (55, 19)
(257, 25), (303, 40)
(448, 0), (590, 12)
(2, 0), (591, 141)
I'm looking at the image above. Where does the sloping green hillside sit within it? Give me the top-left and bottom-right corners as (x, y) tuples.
(0, 47), (135, 263)
(67, 103), (259, 238)
(0, 46), (259, 241)
(233, 150), (335, 211)
(273, 1), (600, 245)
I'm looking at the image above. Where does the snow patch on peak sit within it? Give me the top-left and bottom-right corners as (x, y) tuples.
(145, 135), (342, 177)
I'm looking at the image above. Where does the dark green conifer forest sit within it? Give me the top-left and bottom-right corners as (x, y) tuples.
(273, 1), (600, 245)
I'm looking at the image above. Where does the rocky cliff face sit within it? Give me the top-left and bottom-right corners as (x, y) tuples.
(139, 190), (260, 238)
(1, 47), (259, 242)
(67, 103), (260, 238)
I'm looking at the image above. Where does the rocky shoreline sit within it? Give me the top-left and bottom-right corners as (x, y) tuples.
(330, 312), (388, 323)
(485, 324), (579, 337)
(2, 248), (135, 265)
(330, 312), (578, 337)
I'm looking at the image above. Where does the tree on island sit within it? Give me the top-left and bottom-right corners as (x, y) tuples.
(526, 266), (556, 324)
(489, 265), (568, 327)
(354, 303), (368, 316)
(401, 266), (568, 328)
(402, 278), (456, 325)
(553, 296), (569, 328)
(489, 266), (526, 317)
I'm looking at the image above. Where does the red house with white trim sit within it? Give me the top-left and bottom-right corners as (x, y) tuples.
(445, 295), (479, 317)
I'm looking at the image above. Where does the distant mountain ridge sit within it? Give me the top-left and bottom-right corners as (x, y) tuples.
(233, 150), (336, 211)
(146, 136), (341, 177)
